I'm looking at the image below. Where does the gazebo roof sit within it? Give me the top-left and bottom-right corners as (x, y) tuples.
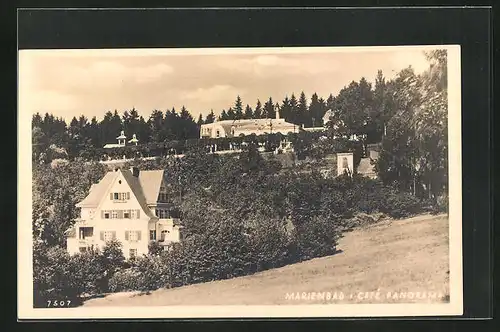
(128, 134), (138, 143)
(117, 130), (127, 139)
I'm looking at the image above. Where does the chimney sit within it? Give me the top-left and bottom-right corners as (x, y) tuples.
(130, 166), (140, 177)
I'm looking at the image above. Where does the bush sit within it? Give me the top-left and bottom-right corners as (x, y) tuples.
(33, 243), (77, 307)
(434, 193), (449, 214)
(148, 241), (164, 256)
(108, 268), (143, 292)
(247, 215), (291, 271)
(294, 215), (340, 261)
(69, 248), (107, 295)
(380, 189), (425, 219)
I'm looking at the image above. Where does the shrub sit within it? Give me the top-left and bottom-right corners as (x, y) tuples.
(148, 241), (164, 256)
(379, 189), (425, 219)
(108, 268), (143, 292)
(294, 215), (340, 261)
(101, 240), (126, 282)
(246, 214), (291, 271)
(69, 248), (107, 295)
(434, 193), (449, 214)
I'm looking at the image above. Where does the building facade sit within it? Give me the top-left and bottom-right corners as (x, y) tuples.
(200, 112), (299, 139)
(66, 167), (182, 259)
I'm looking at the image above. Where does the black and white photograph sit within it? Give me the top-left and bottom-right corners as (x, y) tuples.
(18, 45), (462, 319)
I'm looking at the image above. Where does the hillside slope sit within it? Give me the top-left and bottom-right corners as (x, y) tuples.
(84, 214), (449, 306)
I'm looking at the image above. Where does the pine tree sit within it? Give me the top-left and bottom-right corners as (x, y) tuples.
(148, 110), (164, 143)
(262, 97), (275, 119)
(138, 116), (151, 144)
(298, 91), (308, 126)
(179, 106), (197, 140)
(326, 93), (335, 111)
(220, 109), (228, 121)
(289, 94), (299, 125)
(254, 100), (263, 119)
(205, 109), (216, 123)
(244, 104), (253, 119)
(280, 96), (292, 122)
(226, 107), (236, 120)
(197, 114), (204, 127)
(32, 112), (43, 128)
(88, 116), (100, 147)
(110, 110), (123, 141)
(308, 93), (323, 127)
(234, 95), (244, 120)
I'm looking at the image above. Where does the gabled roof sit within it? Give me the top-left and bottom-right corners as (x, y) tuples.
(136, 170), (165, 205)
(76, 168), (165, 220)
(120, 169), (159, 219)
(357, 158), (376, 175)
(76, 172), (116, 208)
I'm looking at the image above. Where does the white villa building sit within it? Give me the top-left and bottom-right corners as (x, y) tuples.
(200, 112), (299, 139)
(66, 167), (182, 259)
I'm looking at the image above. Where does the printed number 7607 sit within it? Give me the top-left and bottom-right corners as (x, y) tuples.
(47, 300), (72, 307)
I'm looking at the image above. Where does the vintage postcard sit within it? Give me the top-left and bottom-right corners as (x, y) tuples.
(18, 45), (462, 319)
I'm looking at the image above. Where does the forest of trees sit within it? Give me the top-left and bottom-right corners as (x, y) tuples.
(31, 70), (398, 160)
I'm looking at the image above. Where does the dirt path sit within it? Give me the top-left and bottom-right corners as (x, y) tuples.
(84, 214), (449, 306)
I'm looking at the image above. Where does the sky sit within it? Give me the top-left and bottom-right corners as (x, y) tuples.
(19, 46), (435, 122)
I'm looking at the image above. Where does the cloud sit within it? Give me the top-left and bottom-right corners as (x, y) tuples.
(21, 90), (77, 115)
(215, 54), (340, 77)
(134, 63), (174, 83)
(388, 51), (430, 76)
(182, 85), (242, 104)
(31, 59), (174, 92)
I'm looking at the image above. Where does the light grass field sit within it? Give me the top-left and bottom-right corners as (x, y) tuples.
(84, 213), (449, 306)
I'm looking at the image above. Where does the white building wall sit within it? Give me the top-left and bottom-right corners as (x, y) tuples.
(68, 171), (152, 259)
(337, 152), (354, 177)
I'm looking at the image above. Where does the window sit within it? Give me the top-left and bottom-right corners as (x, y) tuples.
(160, 230), (171, 241)
(104, 211), (110, 219)
(158, 209), (164, 218)
(129, 249), (137, 259)
(159, 193), (168, 202)
(111, 211), (118, 219)
(79, 227), (94, 239)
(79, 247), (87, 253)
(216, 130), (220, 138)
(124, 210), (130, 219)
(111, 192), (130, 201)
(103, 231), (115, 242)
(129, 231), (138, 241)
(130, 210), (140, 219)
(149, 230), (156, 240)
(126, 230), (141, 242)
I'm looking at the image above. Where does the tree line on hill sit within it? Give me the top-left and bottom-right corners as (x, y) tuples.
(32, 49), (448, 204)
(32, 53), (436, 163)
